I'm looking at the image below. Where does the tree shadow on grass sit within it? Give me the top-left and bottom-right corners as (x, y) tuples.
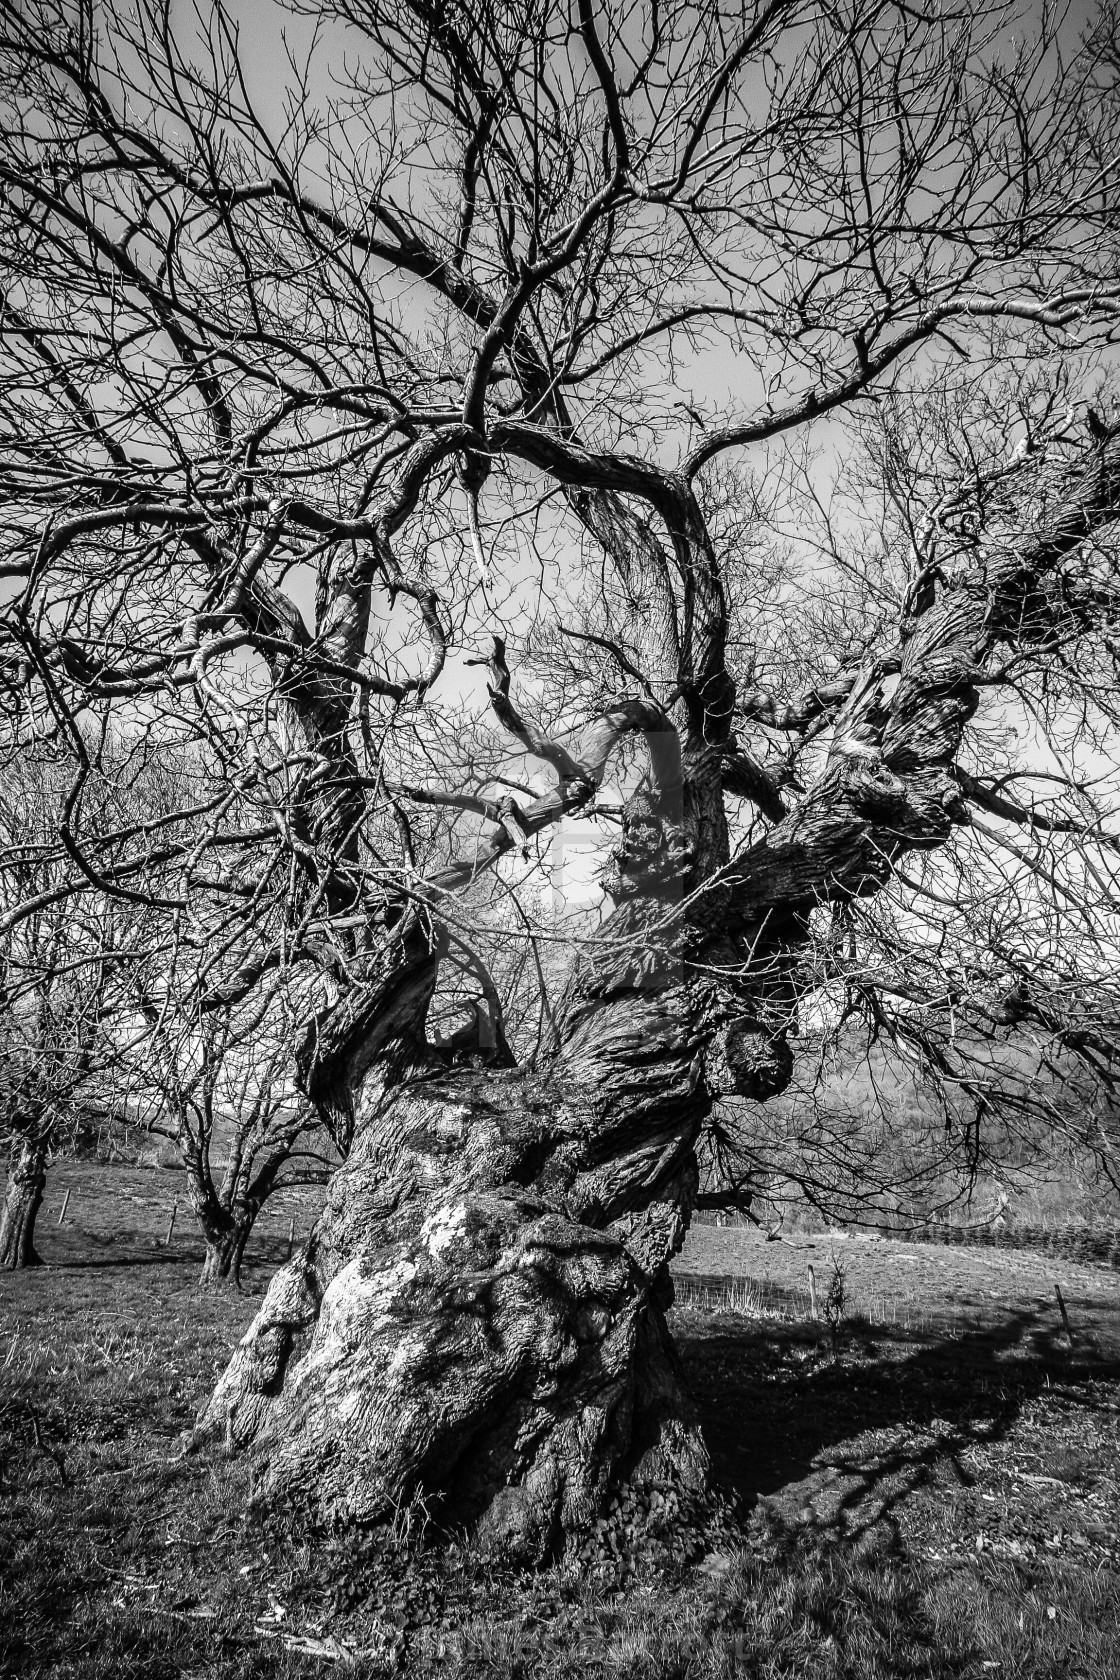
(676, 1303), (1120, 1545)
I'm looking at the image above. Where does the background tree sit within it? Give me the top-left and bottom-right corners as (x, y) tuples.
(3, 0), (1120, 1558)
(121, 958), (336, 1286)
(0, 751), (138, 1267)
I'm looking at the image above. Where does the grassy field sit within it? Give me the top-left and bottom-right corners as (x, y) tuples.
(4, 1159), (329, 1274)
(2, 1163), (1119, 1678)
(672, 1224), (1120, 1342)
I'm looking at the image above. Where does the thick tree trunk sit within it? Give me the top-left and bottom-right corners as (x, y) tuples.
(199, 1218), (252, 1287)
(0, 1136), (47, 1270)
(197, 1070), (712, 1559)
(176, 1132), (257, 1289)
(196, 838), (736, 1559)
(196, 737), (800, 1558)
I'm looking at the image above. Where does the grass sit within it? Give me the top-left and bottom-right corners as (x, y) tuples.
(2, 1163), (1120, 1677)
(12, 1158), (327, 1275)
(673, 1274), (943, 1335)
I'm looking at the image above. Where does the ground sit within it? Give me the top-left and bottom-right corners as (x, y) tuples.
(1, 1163), (1119, 1677)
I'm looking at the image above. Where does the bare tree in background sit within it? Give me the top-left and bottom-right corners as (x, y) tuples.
(0, 742), (332, 1279)
(0, 931), (106, 1269)
(0, 753), (137, 1266)
(123, 961), (333, 1285)
(4, 0), (1120, 1556)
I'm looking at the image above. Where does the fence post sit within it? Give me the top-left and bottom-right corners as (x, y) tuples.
(1054, 1284), (1073, 1350)
(807, 1263), (819, 1321)
(164, 1202), (177, 1247)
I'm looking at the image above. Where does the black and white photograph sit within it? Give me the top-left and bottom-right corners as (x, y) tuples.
(2, 1), (1120, 1673)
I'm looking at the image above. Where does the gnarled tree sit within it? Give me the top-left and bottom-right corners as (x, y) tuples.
(3, 0), (1120, 1557)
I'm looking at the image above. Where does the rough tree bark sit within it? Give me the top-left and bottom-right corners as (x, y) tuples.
(176, 1125), (247, 1289)
(197, 1152), (297, 1288)
(196, 430), (1120, 1560)
(185, 1141), (286, 1289)
(0, 1134), (48, 1270)
(198, 1216), (253, 1288)
(197, 698), (741, 1556)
